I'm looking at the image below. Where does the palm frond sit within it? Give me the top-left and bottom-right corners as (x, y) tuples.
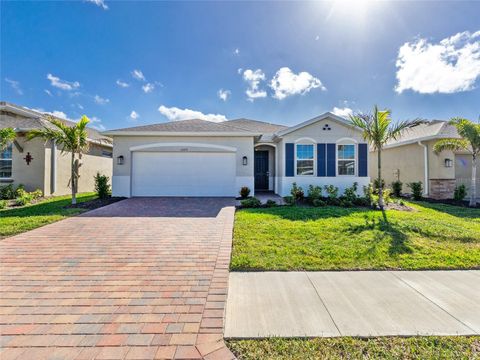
(0, 128), (16, 150)
(433, 138), (468, 154)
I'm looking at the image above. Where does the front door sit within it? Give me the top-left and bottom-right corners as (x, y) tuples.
(254, 150), (269, 191)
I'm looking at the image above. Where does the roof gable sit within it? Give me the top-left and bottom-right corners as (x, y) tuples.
(276, 112), (360, 137)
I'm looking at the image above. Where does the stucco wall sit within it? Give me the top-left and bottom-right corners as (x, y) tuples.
(1, 134), (46, 192)
(44, 143), (113, 196)
(277, 118), (369, 196)
(111, 135), (254, 197)
(455, 153), (478, 198)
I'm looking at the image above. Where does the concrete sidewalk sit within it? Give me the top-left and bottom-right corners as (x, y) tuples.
(224, 271), (480, 338)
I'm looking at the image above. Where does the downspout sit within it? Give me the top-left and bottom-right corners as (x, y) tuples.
(50, 140), (57, 194)
(418, 141), (429, 196)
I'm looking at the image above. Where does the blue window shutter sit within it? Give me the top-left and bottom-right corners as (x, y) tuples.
(326, 143), (336, 177)
(317, 143), (326, 177)
(285, 143), (294, 177)
(358, 143), (368, 177)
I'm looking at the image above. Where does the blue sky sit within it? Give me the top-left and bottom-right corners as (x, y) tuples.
(1, 0), (479, 131)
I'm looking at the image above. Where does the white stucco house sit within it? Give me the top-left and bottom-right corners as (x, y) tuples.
(103, 112), (370, 197)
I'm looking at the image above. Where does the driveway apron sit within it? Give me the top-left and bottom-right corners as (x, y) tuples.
(0, 197), (236, 360)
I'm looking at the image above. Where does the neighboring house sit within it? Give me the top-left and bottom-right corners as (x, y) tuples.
(104, 112), (370, 197)
(0, 102), (113, 196)
(369, 120), (477, 199)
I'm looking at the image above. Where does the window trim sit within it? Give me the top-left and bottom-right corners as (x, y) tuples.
(295, 142), (316, 177)
(336, 143), (357, 177)
(0, 143), (13, 180)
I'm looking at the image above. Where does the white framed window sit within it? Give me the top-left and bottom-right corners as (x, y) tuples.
(296, 144), (314, 176)
(0, 143), (13, 179)
(337, 144), (355, 176)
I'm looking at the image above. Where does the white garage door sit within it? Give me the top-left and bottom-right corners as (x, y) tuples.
(132, 151), (236, 197)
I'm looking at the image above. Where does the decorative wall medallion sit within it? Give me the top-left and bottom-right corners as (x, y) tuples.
(24, 152), (33, 165)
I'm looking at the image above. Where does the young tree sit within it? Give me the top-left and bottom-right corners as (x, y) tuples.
(0, 128), (16, 151)
(27, 116), (91, 205)
(349, 106), (422, 209)
(433, 117), (479, 207)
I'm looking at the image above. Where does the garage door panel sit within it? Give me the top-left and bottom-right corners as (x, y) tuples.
(132, 152), (236, 197)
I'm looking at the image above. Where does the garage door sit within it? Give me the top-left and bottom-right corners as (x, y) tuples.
(132, 151), (236, 196)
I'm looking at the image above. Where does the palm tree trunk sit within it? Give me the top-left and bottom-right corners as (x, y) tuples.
(377, 148), (384, 209)
(470, 153), (477, 207)
(71, 152), (77, 205)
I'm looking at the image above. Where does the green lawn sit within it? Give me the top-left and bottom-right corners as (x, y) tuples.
(227, 337), (480, 360)
(231, 202), (480, 271)
(0, 193), (97, 239)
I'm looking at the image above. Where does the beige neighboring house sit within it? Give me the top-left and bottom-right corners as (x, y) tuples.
(0, 102), (113, 196)
(370, 120), (477, 200)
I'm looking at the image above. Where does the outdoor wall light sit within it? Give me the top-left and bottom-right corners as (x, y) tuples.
(444, 158), (453, 168)
(117, 155), (125, 165)
(242, 156), (248, 166)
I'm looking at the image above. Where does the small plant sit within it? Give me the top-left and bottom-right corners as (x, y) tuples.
(265, 199), (278, 207)
(312, 198), (326, 207)
(283, 196), (295, 206)
(391, 180), (403, 198)
(239, 186), (251, 199)
(15, 193), (33, 206)
(307, 185), (322, 204)
(0, 199), (7, 209)
(324, 185), (339, 199)
(373, 178), (385, 192)
(31, 189), (43, 200)
(94, 173), (111, 199)
(407, 181), (423, 200)
(240, 197), (261, 208)
(0, 184), (15, 200)
(290, 182), (304, 203)
(453, 184), (467, 202)
(14, 184), (25, 198)
(343, 182), (358, 202)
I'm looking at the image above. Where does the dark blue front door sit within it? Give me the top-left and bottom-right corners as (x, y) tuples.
(254, 150), (269, 190)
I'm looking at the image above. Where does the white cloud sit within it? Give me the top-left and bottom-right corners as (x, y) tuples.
(217, 89), (231, 101)
(270, 67), (325, 100)
(47, 73), (80, 91)
(243, 69), (267, 101)
(158, 105), (227, 123)
(5, 78), (23, 95)
(131, 69), (146, 81)
(85, 0), (108, 10)
(142, 83), (155, 93)
(395, 30), (480, 94)
(332, 107), (353, 118)
(88, 116), (106, 131)
(94, 94), (110, 105)
(237, 68), (243, 74)
(315, 35), (320, 41)
(50, 111), (68, 119)
(234, 48), (240, 55)
(44, 89), (53, 97)
(116, 79), (129, 88)
(130, 111), (139, 120)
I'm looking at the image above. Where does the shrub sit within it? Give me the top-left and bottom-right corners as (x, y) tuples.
(31, 189), (43, 200)
(14, 184), (25, 198)
(15, 193), (33, 206)
(391, 180), (403, 197)
(239, 186), (251, 199)
(0, 199), (7, 209)
(407, 181), (423, 200)
(363, 184), (374, 204)
(240, 197), (261, 208)
(312, 198), (326, 207)
(324, 185), (339, 199)
(453, 184), (467, 202)
(343, 182), (358, 202)
(0, 184), (15, 200)
(307, 185), (322, 204)
(373, 178), (385, 191)
(290, 182), (304, 203)
(265, 199), (278, 207)
(94, 173), (111, 199)
(339, 199), (354, 208)
(283, 196), (295, 206)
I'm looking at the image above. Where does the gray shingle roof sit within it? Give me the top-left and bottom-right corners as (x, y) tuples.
(0, 102), (110, 143)
(106, 118), (254, 133)
(386, 120), (460, 147)
(225, 118), (288, 133)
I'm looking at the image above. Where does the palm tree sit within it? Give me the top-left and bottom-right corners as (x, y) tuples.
(433, 117), (479, 207)
(27, 116), (91, 205)
(349, 106), (422, 209)
(0, 128), (16, 151)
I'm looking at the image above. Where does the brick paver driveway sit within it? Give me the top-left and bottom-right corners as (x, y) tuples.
(0, 198), (236, 360)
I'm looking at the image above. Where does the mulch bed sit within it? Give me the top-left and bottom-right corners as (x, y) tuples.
(64, 197), (126, 210)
